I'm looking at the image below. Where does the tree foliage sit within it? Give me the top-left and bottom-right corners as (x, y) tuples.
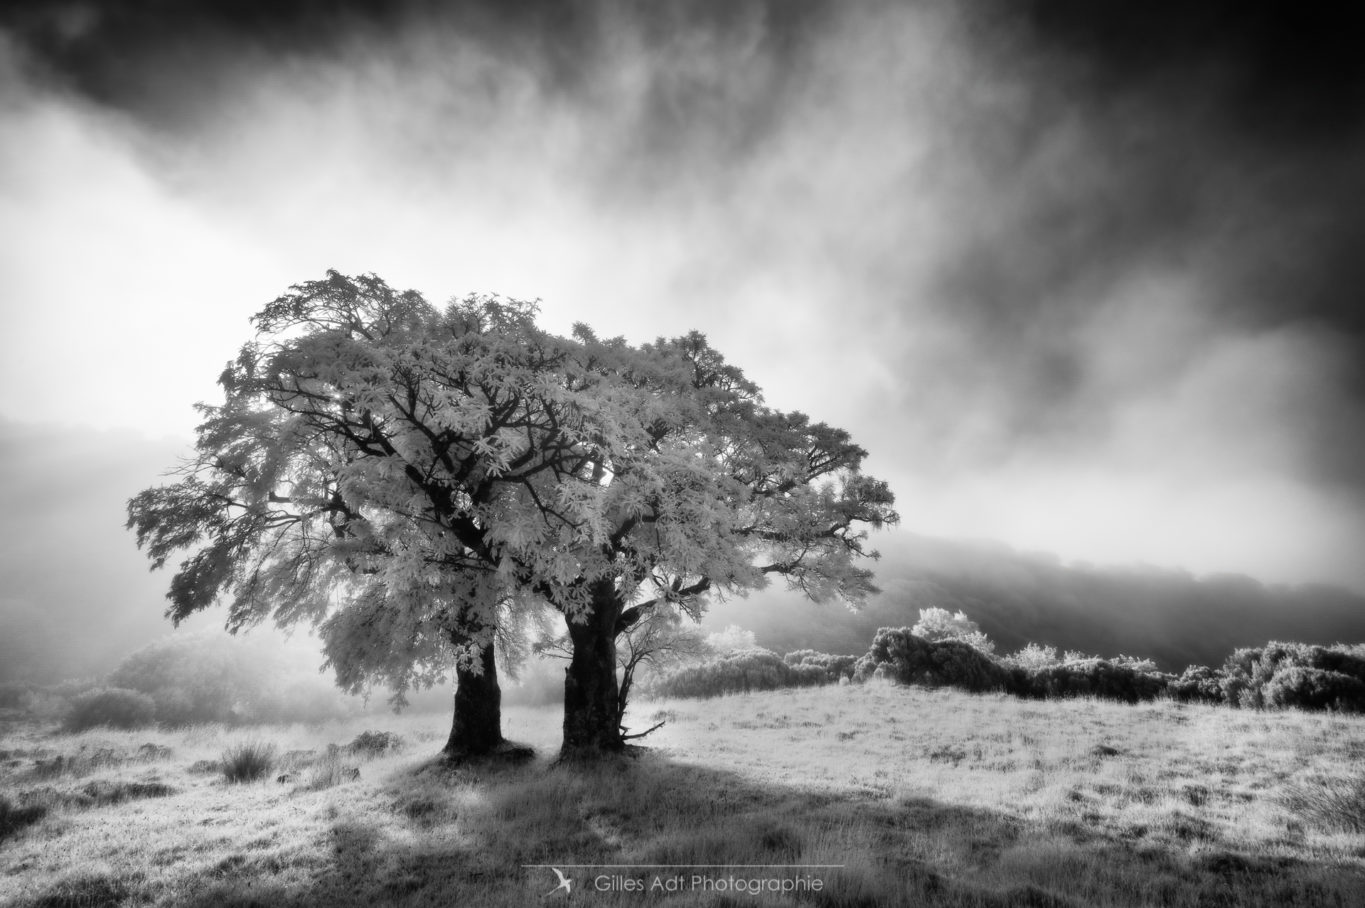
(127, 271), (897, 755)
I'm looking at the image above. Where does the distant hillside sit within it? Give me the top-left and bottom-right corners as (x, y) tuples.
(711, 533), (1365, 671)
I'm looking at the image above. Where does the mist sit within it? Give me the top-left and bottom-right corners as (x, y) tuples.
(3, 0), (1365, 692)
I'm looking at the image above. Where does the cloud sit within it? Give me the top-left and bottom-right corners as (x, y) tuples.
(710, 531), (1365, 671)
(2, 0), (1364, 594)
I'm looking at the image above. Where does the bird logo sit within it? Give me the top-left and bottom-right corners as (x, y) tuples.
(544, 867), (573, 897)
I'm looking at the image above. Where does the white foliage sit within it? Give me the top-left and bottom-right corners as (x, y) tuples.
(128, 271), (898, 701)
(705, 625), (758, 654)
(911, 607), (997, 655)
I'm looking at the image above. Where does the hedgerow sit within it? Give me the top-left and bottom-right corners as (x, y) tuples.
(645, 648), (836, 699)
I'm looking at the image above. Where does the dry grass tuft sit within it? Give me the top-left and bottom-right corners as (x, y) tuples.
(303, 746), (361, 790)
(220, 741), (276, 784)
(1283, 774), (1365, 833)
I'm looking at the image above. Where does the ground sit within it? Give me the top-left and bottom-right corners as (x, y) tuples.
(1, 683), (1363, 906)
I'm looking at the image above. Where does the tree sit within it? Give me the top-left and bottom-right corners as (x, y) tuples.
(128, 271), (897, 761)
(512, 328), (898, 756)
(128, 274), (556, 757)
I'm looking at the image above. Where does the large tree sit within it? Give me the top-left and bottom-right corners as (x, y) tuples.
(529, 332), (899, 755)
(128, 274), (561, 757)
(128, 271), (896, 760)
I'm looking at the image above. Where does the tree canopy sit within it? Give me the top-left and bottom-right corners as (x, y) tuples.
(128, 270), (897, 758)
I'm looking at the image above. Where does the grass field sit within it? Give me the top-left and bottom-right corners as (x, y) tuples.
(2, 682), (1364, 906)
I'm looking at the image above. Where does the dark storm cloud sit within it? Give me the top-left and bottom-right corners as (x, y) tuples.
(0, 0), (825, 131)
(711, 532), (1365, 670)
(865, 0), (1365, 505)
(1005, 0), (1365, 144)
(998, 0), (1365, 345)
(5, 0), (1365, 588)
(0, 0), (839, 221)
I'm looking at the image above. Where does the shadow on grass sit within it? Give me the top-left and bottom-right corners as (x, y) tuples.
(17, 749), (1365, 908)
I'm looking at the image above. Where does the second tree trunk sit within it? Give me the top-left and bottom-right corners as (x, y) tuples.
(561, 579), (625, 756)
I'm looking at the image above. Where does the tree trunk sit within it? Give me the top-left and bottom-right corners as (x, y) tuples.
(443, 630), (503, 759)
(561, 579), (625, 757)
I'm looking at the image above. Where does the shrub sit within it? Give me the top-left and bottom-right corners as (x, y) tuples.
(1110, 654), (1160, 674)
(1004, 643), (1061, 672)
(62, 688), (157, 732)
(851, 628), (1362, 712)
(853, 629), (1022, 693)
(221, 742), (276, 783)
(346, 731), (404, 756)
(1220, 642), (1365, 712)
(1167, 665), (1225, 704)
(109, 633), (356, 726)
(1263, 667), (1365, 712)
(1025, 658), (1169, 704)
(909, 608), (997, 655)
(782, 650), (860, 681)
(17, 678), (100, 722)
(854, 629), (1177, 704)
(646, 648), (838, 699)
(112, 635), (266, 726)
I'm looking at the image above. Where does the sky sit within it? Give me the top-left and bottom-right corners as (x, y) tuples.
(3, 0), (1365, 627)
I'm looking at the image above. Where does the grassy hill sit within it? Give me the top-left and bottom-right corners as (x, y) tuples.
(3, 684), (1363, 906)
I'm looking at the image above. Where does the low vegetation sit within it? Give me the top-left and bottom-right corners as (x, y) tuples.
(62, 688), (157, 732)
(220, 742), (277, 784)
(642, 647), (838, 699)
(108, 634), (359, 727)
(2, 610), (1359, 904)
(643, 611), (1365, 715)
(1, 685), (1363, 906)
